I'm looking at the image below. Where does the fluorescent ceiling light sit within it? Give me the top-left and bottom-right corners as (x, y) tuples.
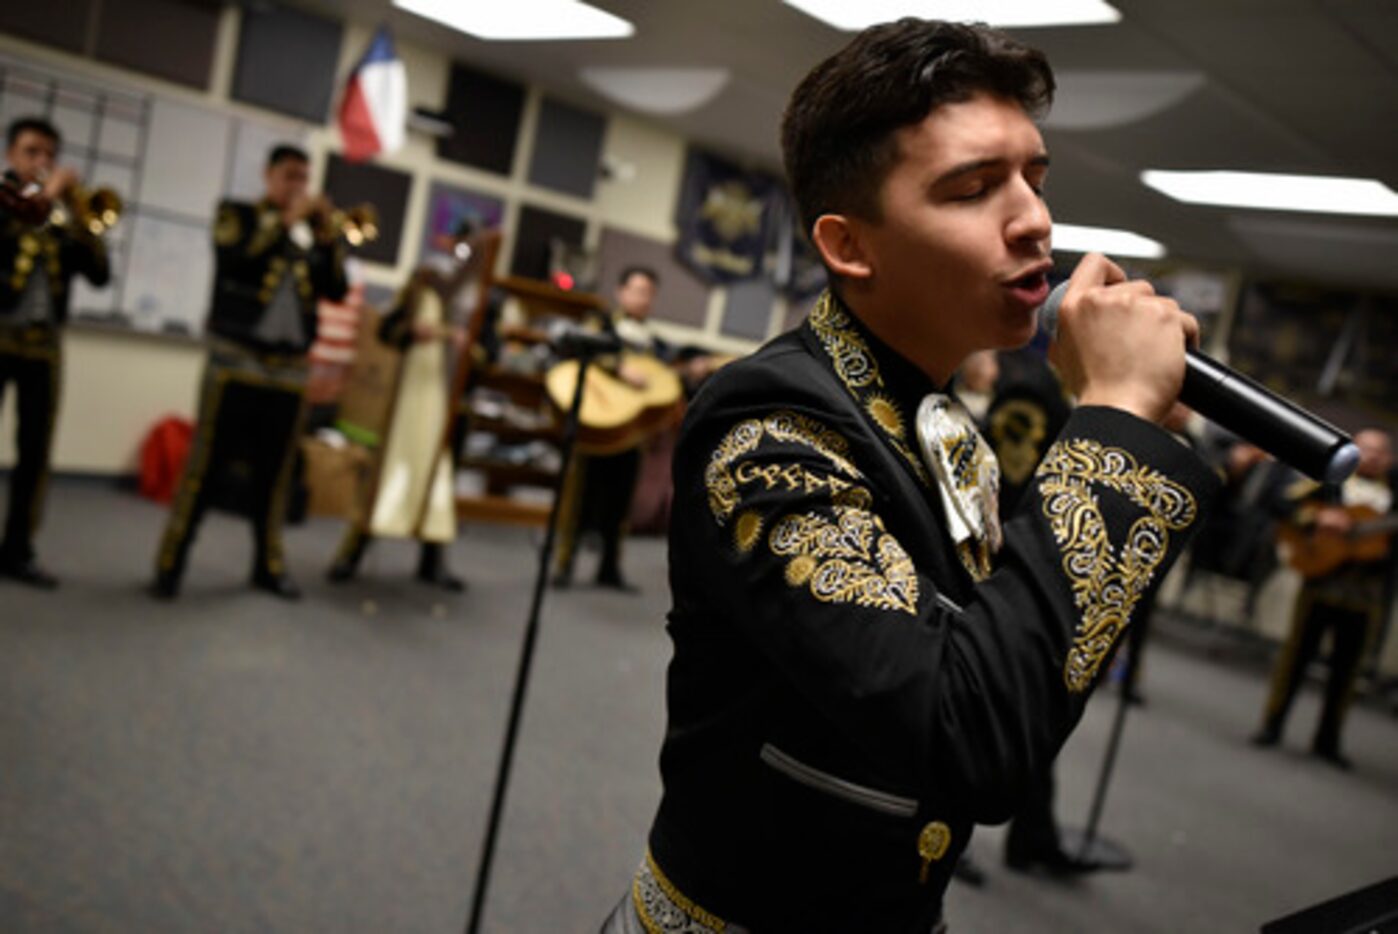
(1142, 170), (1398, 217)
(1053, 223), (1166, 259)
(783, 0), (1120, 31)
(393, 0), (634, 41)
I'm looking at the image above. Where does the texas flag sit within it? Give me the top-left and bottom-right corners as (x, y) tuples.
(338, 26), (407, 163)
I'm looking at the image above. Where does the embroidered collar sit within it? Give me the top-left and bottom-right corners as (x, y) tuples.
(805, 290), (937, 487)
(804, 290), (1001, 581)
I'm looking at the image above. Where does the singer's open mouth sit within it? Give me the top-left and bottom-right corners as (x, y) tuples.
(1003, 269), (1051, 307)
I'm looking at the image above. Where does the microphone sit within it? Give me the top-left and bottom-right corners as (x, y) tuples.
(552, 325), (622, 359)
(1038, 281), (1360, 484)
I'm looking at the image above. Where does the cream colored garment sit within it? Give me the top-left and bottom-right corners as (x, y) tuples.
(368, 288), (456, 542)
(915, 393), (1003, 556)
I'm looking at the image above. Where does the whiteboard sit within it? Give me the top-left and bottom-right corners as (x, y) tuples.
(141, 98), (231, 217)
(123, 213), (214, 334)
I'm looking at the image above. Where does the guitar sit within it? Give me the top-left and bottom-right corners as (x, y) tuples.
(1277, 504), (1398, 579)
(544, 351), (684, 455)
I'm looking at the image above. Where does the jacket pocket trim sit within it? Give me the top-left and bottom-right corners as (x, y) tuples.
(759, 743), (918, 818)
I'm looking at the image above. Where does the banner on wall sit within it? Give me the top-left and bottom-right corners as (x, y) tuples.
(674, 149), (782, 284)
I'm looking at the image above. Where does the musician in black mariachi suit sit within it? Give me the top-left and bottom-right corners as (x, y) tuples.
(152, 145), (346, 599)
(1253, 428), (1395, 770)
(0, 117), (109, 589)
(601, 20), (1218, 933)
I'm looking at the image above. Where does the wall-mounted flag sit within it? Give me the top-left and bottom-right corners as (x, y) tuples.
(338, 26), (407, 163)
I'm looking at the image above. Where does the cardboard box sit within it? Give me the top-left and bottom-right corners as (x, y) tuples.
(301, 437), (373, 519)
(335, 307), (401, 448)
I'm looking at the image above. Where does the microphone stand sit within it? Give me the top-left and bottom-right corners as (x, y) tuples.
(1058, 641), (1140, 872)
(464, 344), (598, 934)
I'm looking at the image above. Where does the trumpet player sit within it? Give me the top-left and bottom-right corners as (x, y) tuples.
(152, 144), (347, 600)
(0, 117), (110, 589)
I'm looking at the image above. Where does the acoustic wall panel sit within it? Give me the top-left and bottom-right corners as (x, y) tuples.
(94, 0), (220, 90)
(231, 5), (342, 122)
(527, 96), (606, 199)
(323, 154), (413, 267)
(596, 227), (708, 329)
(436, 62), (525, 176)
(509, 205), (586, 281)
(0, 0), (93, 54)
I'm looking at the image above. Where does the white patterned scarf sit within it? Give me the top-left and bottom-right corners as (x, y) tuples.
(915, 394), (1003, 558)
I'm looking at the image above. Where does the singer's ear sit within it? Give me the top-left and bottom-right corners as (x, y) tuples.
(810, 214), (872, 281)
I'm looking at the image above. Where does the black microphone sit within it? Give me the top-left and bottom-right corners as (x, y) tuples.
(1038, 281), (1360, 484)
(552, 325), (622, 359)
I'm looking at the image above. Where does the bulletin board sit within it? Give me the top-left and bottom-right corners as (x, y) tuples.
(0, 52), (307, 335)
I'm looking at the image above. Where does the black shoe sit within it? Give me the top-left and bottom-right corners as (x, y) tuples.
(417, 566), (466, 593)
(1311, 747), (1353, 771)
(551, 570), (573, 589)
(1251, 727), (1281, 748)
(1123, 690), (1146, 707)
(327, 559), (357, 583)
(1005, 846), (1100, 876)
(0, 557), (59, 589)
(149, 573), (180, 600)
(251, 571), (301, 600)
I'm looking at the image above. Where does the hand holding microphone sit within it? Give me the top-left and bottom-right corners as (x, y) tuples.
(1046, 253), (1197, 425)
(1042, 253), (1359, 483)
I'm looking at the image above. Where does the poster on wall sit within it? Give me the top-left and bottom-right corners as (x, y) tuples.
(419, 181), (505, 264)
(674, 148), (781, 285)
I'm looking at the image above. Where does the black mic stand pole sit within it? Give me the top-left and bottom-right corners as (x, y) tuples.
(1059, 637), (1140, 871)
(465, 349), (596, 934)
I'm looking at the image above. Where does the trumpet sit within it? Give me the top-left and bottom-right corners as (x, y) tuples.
(64, 186), (124, 236)
(314, 202), (379, 246)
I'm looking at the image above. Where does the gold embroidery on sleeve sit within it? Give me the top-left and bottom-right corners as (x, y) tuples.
(214, 205), (243, 247)
(734, 510), (764, 553)
(769, 507), (919, 614)
(705, 411), (862, 522)
(1036, 439), (1197, 692)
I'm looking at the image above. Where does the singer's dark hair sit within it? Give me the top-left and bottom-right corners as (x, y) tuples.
(6, 116), (61, 150)
(267, 144), (310, 168)
(619, 265), (659, 287)
(781, 18), (1054, 238)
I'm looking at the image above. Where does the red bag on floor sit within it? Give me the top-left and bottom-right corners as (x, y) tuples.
(139, 416), (194, 503)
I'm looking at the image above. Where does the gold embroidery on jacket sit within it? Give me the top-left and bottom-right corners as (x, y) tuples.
(769, 507), (919, 614)
(632, 848), (726, 933)
(808, 293), (931, 486)
(734, 510), (764, 553)
(705, 411), (861, 522)
(1037, 439), (1197, 691)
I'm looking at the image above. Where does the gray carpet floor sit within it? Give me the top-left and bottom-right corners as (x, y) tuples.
(1, 481), (1395, 933)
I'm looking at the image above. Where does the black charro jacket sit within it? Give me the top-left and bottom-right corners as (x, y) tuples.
(205, 199), (347, 355)
(0, 205), (109, 326)
(645, 291), (1218, 932)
